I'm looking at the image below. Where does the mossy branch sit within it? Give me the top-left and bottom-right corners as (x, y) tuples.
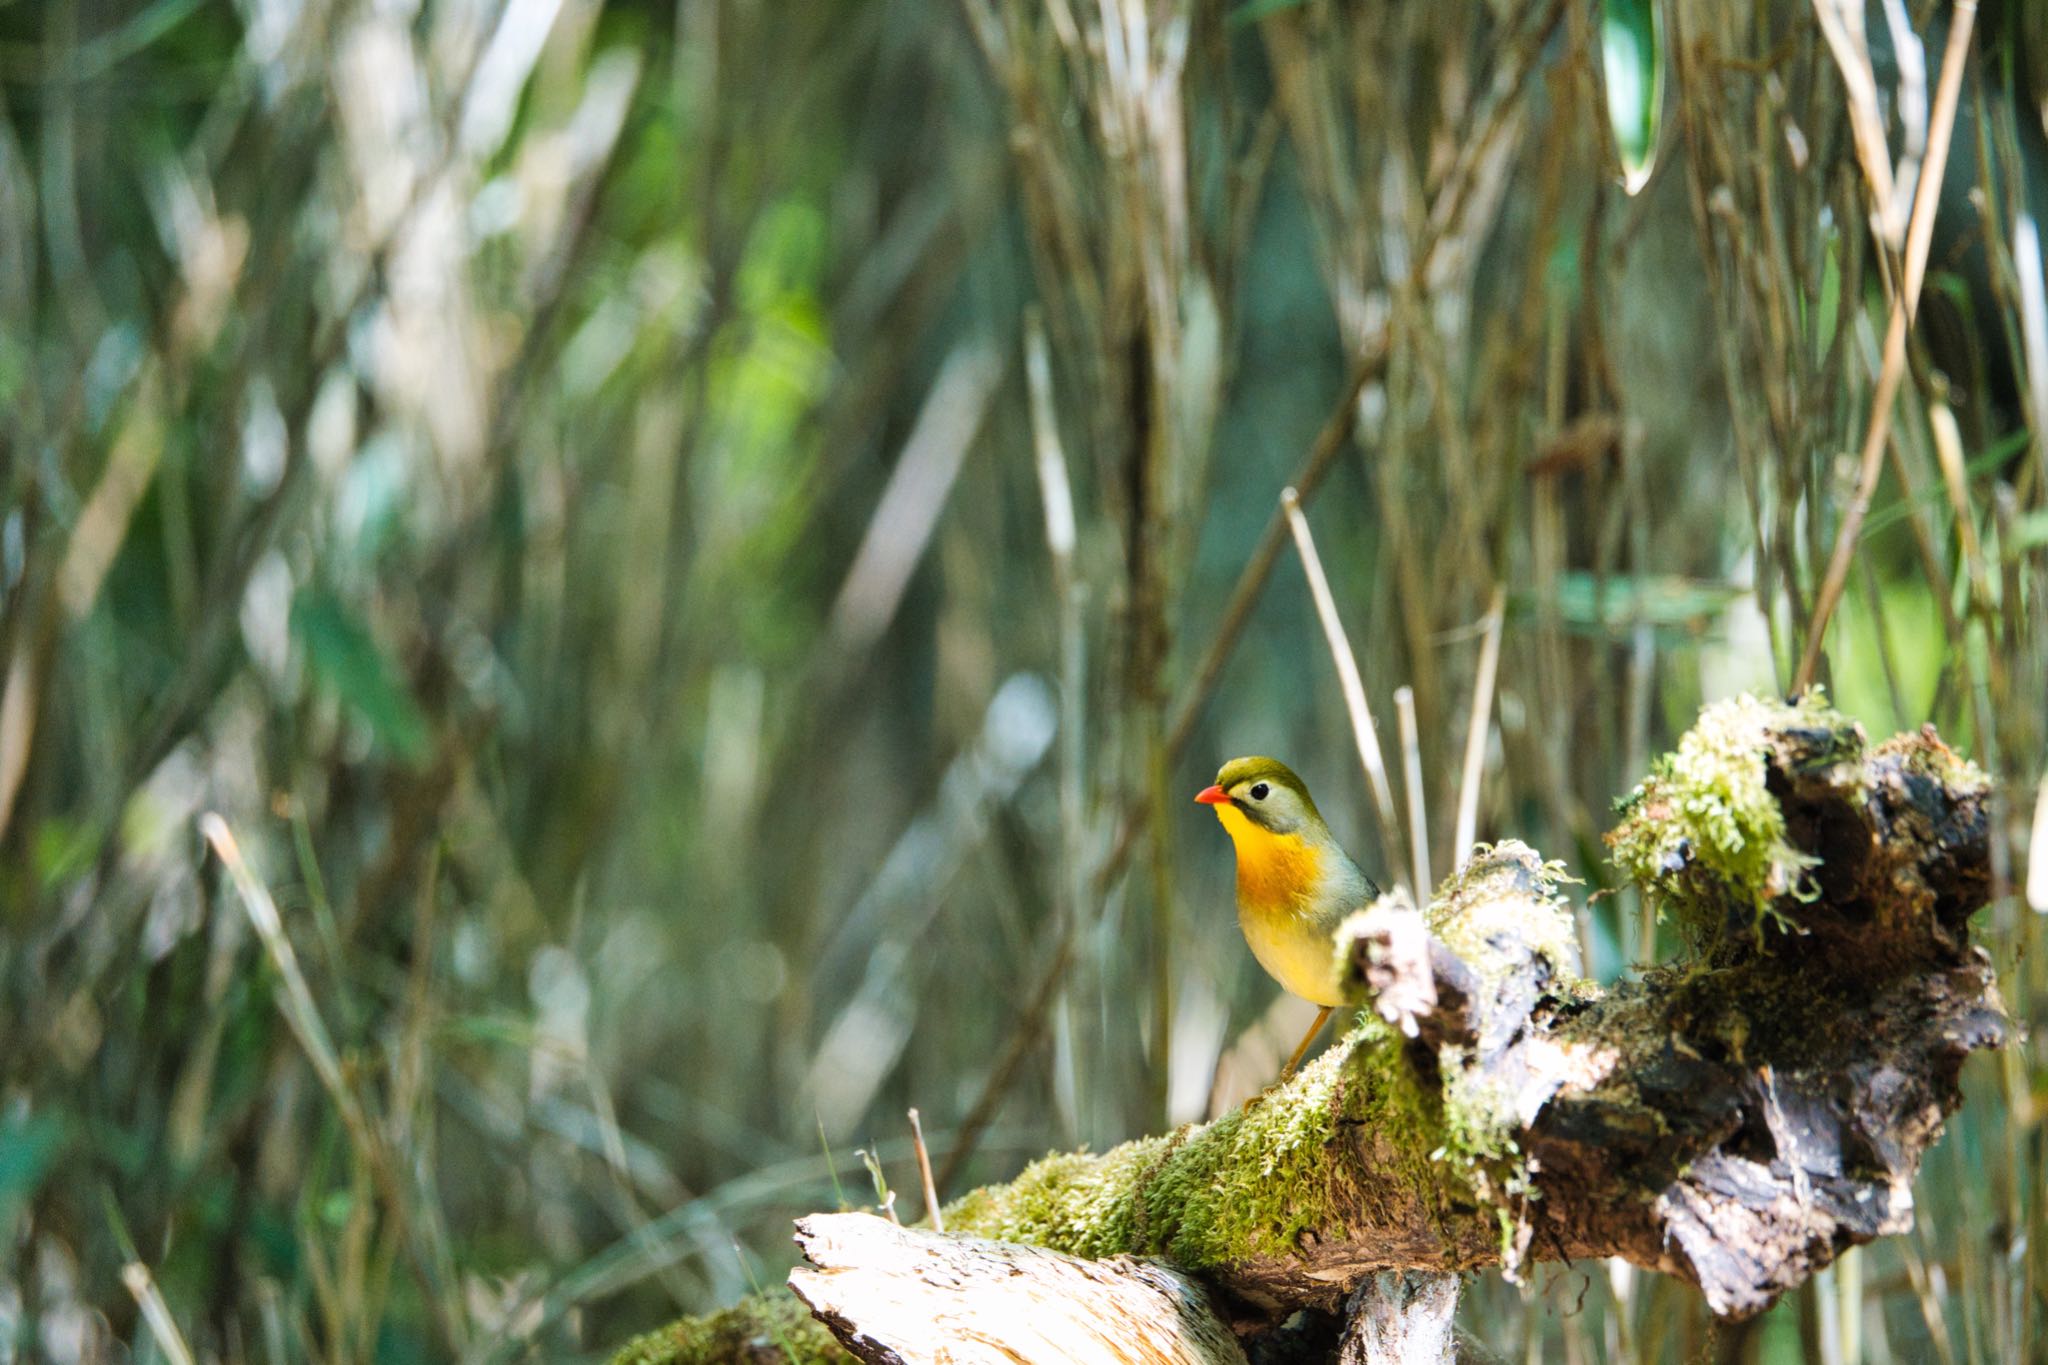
(614, 696), (2004, 1362)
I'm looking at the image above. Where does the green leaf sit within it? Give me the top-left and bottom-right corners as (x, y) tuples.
(33, 817), (97, 891)
(290, 589), (431, 765)
(2008, 508), (2048, 553)
(0, 1113), (67, 1220)
(1862, 428), (2031, 540)
(1599, 0), (1664, 194)
(1230, 0), (1308, 27)
(1517, 572), (1743, 635)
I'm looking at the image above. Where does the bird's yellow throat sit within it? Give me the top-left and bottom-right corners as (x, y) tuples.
(1209, 802), (1326, 911)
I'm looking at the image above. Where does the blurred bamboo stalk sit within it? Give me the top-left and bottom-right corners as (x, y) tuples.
(1927, 400), (1990, 606)
(830, 341), (1006, 654)
(1452, 586), (1506, 866)
(1025, 307), (1087, 1141)
(1394, 686), (1431, 897)
(2014, 214), (2048, 489)
(1797, 0), (1978, 691)
(2028, 773), (2048, 913)
(1281, 488), (1407, 893)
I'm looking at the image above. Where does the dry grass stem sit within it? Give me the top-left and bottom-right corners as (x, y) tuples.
(2027, 773), (2048, 913)
(1452, 586), (1506, 865)
(908, 1109), (944, 1233)
(1280, 487), (1407, 888)
(1811, 0), (1902, 242)
(121, 1262), (199, 1365)
(201, 814), (350, 1106)
(1796, 0), (1979, 691)
(1927, 400), (1989, 603)
(1394, 686), (1431, 898)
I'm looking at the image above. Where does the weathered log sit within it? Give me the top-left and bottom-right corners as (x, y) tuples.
(787, 1212), (1249, 1364)
(781, 1216), (1490, 1365)
(612, 696), (2004, 1363)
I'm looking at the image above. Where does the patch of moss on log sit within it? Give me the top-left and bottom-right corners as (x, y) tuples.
(1420, 838), (1583, 992)
(1607, 690), (1851, 951)
(607, 1291), (853, 1365)
(943, 1015), (1452, 1269)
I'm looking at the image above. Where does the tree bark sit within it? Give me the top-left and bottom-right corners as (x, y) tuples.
(788, 1213), (1249, 1365)
(1334, 1274), (1459, 1365)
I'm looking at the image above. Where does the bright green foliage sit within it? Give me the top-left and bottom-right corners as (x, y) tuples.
(1607, 690), (1846, 948)
(1599, 0), (1665, 193)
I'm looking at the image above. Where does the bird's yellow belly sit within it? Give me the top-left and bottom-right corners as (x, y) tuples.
(1238, 903), (1345, 1007)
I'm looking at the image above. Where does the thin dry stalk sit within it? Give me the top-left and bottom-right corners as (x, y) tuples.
(1393, 686), (1431, 897)
(121, 1262), (199, 1365)
(1900, 1221), (1961, 1365)
(202, 814), (467, 1357)
(1280, 487), (1407, 888)
(1927, 400), (1989, 598)
(907, 1109), (944, 1233)
(201, 815), (351, 1105)
(1810, 0), (1901, 244)
(2027, 773), (2048, 913)
(1451, 585), (1506, 864)
(1796, 0), (1978, 692)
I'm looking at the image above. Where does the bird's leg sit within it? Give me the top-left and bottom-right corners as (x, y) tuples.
(1280, 1005), (1335, 1080)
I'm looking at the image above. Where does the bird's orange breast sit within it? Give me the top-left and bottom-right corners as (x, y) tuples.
(1213, 805), (1326, 910)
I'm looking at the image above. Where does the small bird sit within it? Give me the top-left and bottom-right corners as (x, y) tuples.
(1196, 757), (1381, 1078)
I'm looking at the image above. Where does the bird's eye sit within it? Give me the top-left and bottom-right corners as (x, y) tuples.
(1249, 782), (1270, 801)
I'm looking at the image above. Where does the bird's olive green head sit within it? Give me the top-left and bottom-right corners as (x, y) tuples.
(1198, 756), (1327, 836)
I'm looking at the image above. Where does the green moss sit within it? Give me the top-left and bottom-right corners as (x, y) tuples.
(943, 1133), (1178, 1258)
(945, 1018), (1453, 1268)
(1425, 840), (1583, 987)
(607, 1290), (851, 1365)
(1607, 690), (1845, 950)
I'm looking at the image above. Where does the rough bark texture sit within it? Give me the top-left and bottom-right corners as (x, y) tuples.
(788, 1213), (1250, 1364)
(1333, 1274), (1459, 1365)
(611, 699), (2005, 1363)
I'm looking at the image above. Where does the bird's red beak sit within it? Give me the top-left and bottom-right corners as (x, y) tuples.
(1194, 784), (1230, 806)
